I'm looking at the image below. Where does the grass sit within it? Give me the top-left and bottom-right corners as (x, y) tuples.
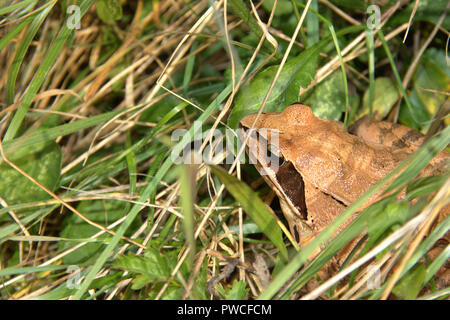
(0, 0), (449, 300)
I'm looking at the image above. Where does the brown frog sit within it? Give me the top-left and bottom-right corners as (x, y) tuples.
(239, 104), (449, 262)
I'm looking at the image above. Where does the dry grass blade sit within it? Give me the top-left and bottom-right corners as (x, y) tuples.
(403, 0), (420, 43)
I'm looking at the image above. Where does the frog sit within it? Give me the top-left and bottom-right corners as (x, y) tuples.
(239, 103), (449, 263)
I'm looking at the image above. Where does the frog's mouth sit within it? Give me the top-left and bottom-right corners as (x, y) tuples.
(240, 126), (309, 221)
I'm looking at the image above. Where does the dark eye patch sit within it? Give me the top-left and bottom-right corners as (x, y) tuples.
(240, 126), (308, 220)
(275, 162), (308, 220)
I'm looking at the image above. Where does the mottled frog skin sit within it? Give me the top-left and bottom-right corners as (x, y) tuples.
(240, 104), (449, 260)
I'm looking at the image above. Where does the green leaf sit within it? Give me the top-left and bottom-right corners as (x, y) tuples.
(224, 280), (249, 300)
(306, 0), (319, 46)
(228, 0), (282, 60)
(398, 89), (431, 131)
(130, 274), (152, 290)
(112, 248), (186, 294)
(328, 0), (365, 10)
(389, 0), (450, 30)
(58, 200), (138, 265)
(328, 25), (350, 126)
(96, 0), (123, 23)
(378, 30), (417, 125)
(361, 216), (450, 301)
(0, 16), (34, 52)
(406, 175), (448, 200)
(302, 70), (358, 120)
(227, 42), (321, 128)
(284, 50), (319, 103)
(365, 28), (375, 118)
(0, 0), (37, 16)
(32, 272), (122, 300)
(424, 245), (450, 286)
(262, 0), (293, 16)
(367, 201), (410, 246)
(0, 141), (61, 206)
(113, 251), (170, 281)
(125, 133), (137, 197)
(397, 215), (450, 294)
(210, 166), (288, 261)
(361, 77), (399, 120)
(149, 285), (184, 300)
(227, 25), (364, 128)
(413, 49), (450, 121)
(393, 264), (426, 300)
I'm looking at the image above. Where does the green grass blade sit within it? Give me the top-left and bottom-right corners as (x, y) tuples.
(294, 0), (332, 25)
(0, 207), (55, 241)
(210, 166), (288, 261)
(424, 241), (449, 284)
(329, 25), (349, 127)
(6, 1), (55, 104)
(228, 0), (281, 60)
(418, 287), (450, 300)
(7, 235), (103, 243)
(2, 109), (123, 157)
(3, 0), (96, 141)
(125, 132), (137, 197)
(377, 29), (417, 124)
(0, 0), (37, 15)
(183, 40), (198, 91)
(306, 0), (319, 46)
(0, 15), (34, 52)
(0, 265), (68, 277)
(179, 165), (197, 265)
(366, 28), (375, 117)
(410, 216), (450, 281)
(145, 151), (166, 226)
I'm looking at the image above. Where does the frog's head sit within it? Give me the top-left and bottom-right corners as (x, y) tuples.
(239, 103), (315, 131)
(281, 104), (315, 127)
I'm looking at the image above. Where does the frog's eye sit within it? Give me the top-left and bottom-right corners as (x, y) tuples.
(279, 155), (288, 168)
(266, 143), (280, 158)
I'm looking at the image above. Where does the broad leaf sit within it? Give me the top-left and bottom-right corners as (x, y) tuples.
(302, 70), (358, 120)
(390, 0), (450, 30)
(96, 0), (123, 23)
(262, 0), (293, 16)
(59, 200), (139, 265)
(361, 77), (399, 120)
(393, 264), (426, 300)
(222, 280), (249, 300)
(0, 141), (61, 206)
(413, 49), (449, 124)
(329, 0), (366, 10)
(227, 42), (322, 128)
